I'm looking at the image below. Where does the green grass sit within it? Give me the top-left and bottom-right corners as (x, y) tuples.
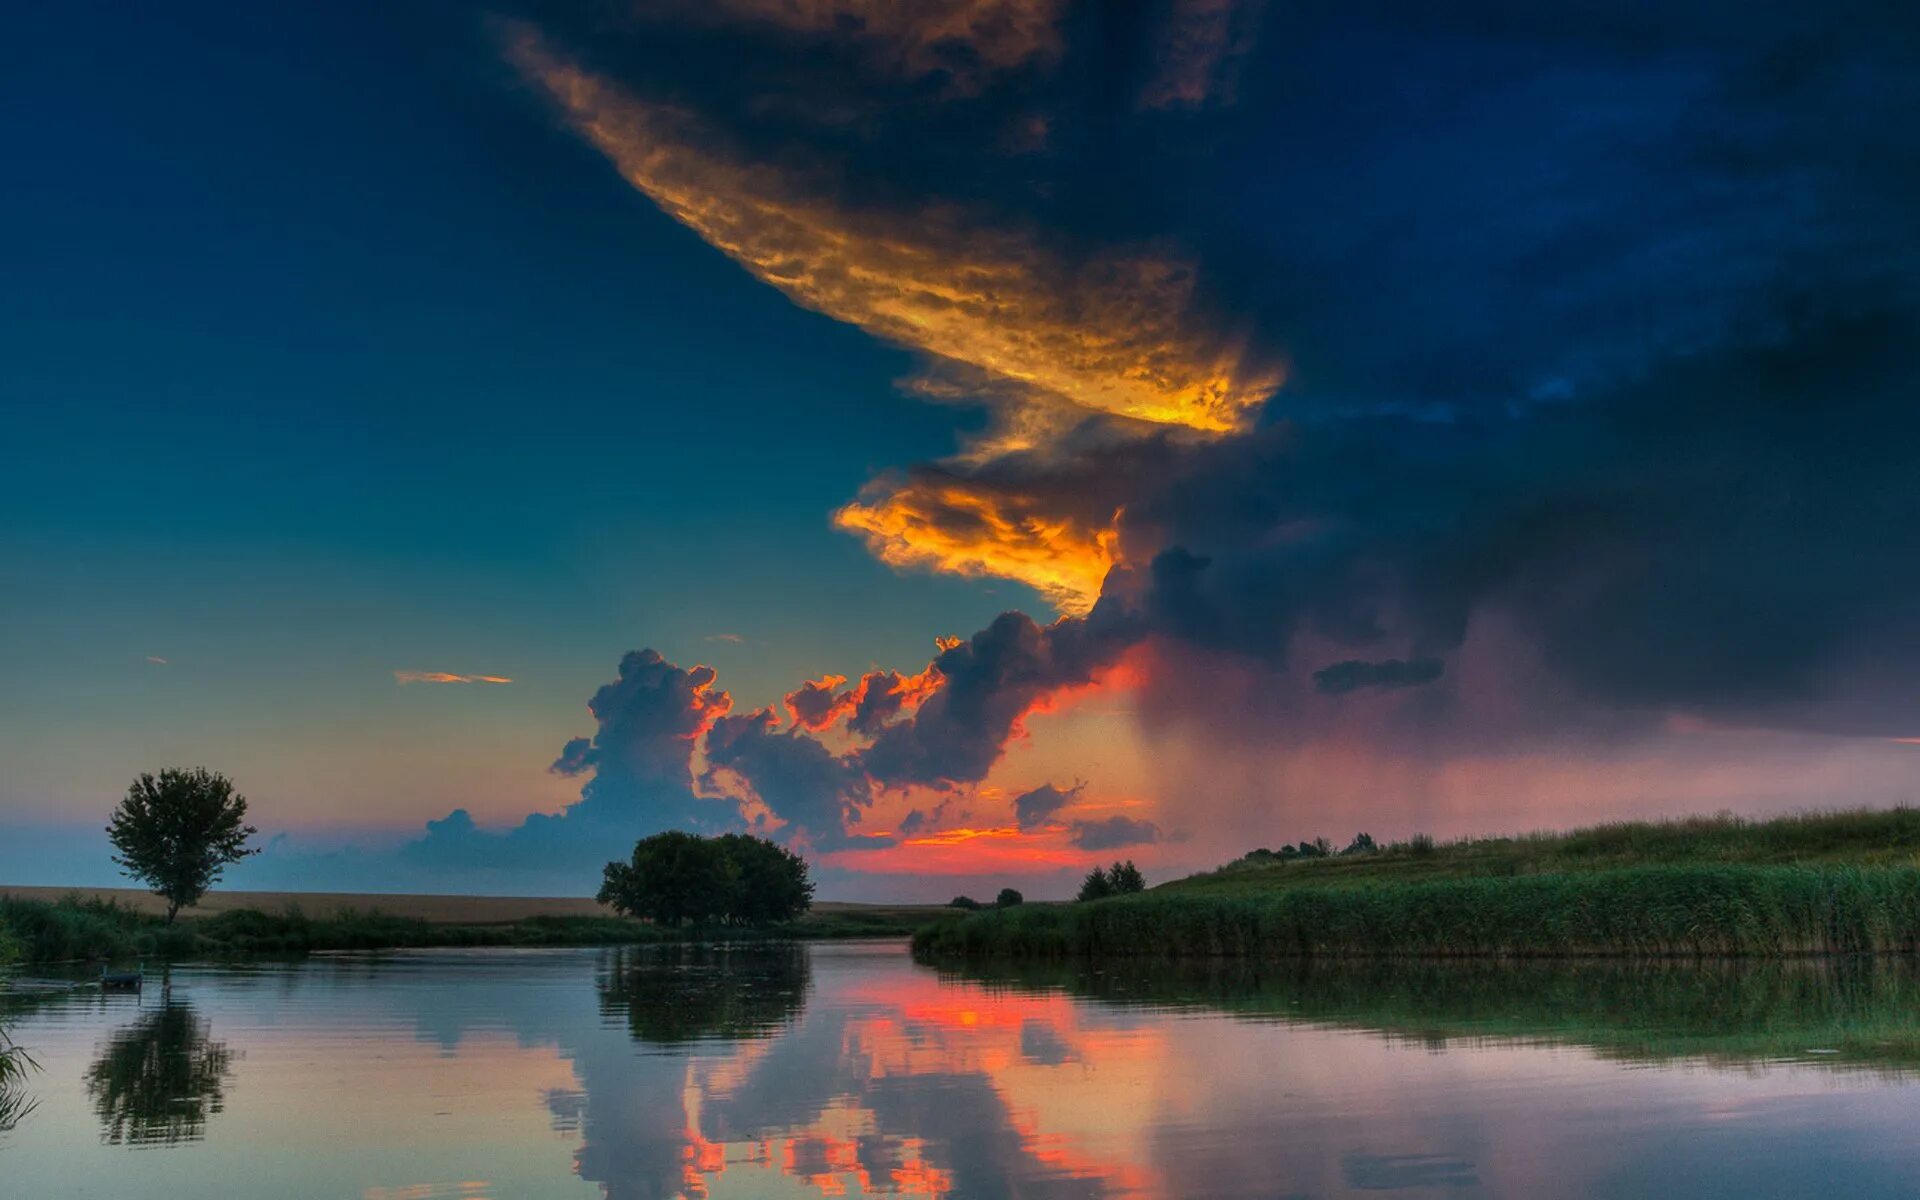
(0, 896), (937, 964)
(916, 809), (1920, 962)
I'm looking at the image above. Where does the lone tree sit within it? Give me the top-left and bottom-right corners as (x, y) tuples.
(995, 887), (1024, 908)
(107, 768), (257, 923)
(599, 831), (813, 927)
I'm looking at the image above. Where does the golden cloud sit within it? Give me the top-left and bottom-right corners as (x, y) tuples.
(393, 670), (514, 685)
(506, 28), (1277, 434)
(834, 473), (1117, 614)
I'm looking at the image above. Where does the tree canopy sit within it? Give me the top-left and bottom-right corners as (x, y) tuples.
(598, 831), (814, 927)
(106, 768), (257, 923)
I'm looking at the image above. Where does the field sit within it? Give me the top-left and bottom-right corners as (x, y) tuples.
(915, 808), (1920, 962)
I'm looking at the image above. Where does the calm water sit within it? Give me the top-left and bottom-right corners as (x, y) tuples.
(6, 942), (1920, 1197)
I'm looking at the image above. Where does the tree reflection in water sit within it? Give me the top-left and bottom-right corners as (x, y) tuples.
(86, 1000), (238, 1145)
(596, 943), (810, 1045)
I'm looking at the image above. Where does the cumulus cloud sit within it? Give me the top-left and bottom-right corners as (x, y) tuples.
(1069, 815), (1163, 850)
(703, 707), (888, 850)
(403, 649), (737, 875)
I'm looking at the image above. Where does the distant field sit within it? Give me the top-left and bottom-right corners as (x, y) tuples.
(0, 886), (938, 927)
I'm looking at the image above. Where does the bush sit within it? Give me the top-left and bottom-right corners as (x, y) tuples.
(1409, 832), (1437, 857)
(950, 896), (983, 910)
(995, 888), (1024, 908)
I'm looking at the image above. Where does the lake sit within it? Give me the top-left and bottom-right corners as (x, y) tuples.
(6, 942), (1920, 1197)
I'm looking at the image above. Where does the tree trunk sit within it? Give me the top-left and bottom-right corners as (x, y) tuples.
(165, 901), (179, 925)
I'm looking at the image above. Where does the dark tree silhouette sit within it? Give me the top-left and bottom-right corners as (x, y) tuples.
(1109, 861), (1147, 894)
(995, 888), (1024, 908)
(1077, 866), (1114, 902)
(86, 1001), (237, 1145)
(713, 833), (815, 925)
(107, 768), (257, 922)
(599, 831), (813, 927)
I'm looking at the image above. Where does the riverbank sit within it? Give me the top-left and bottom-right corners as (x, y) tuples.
(0, 889), (944, 964)
(914, 809), (1920, 961)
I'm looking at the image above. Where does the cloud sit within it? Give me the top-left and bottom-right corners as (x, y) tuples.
(705, 633), (746, 644)
(1068, 815), (1163, 850)
(703, 707), (887, 850)
(785, 675), (854, 731)
(394, 670), (514, 685)
(403, 649), (737, 875)
(1314, 658), (1445, 695)
(1012, 781), (1079, 828)
(504, 25), (1278, 435)
(419, 5), (1920, 890)
(144, 655), (168, 666)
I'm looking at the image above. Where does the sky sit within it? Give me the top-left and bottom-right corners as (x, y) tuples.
(2, 1), (1917, 900)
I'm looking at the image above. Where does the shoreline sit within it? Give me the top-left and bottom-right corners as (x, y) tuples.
(0, 889), (947, 965)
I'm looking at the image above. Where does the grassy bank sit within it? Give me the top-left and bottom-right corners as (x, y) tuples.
(0, 895), (939, 964)
(916, 810), (1920, 961)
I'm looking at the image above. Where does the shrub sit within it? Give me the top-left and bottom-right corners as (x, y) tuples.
(950, 896), (983, 910)
(995, 888), (1024, 908)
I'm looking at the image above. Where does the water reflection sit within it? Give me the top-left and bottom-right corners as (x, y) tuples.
(10, 947), (1920, 1197)
(85, 999), (237, 1145)
(596, 944), (809, 1045)
(943, 955), (1920, 1072)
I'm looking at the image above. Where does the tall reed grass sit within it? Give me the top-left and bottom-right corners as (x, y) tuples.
(914, 865), (1920, 960)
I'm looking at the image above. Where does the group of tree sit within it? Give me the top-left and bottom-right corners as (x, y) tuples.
(597, 830), (814, 927)
(948, 888), (1024, 911)
(1076, 860), (1147, 902)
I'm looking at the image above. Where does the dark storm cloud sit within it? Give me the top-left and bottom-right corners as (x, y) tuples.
(1069, 815), (1163, 850)
(466, 1), (1920, 863)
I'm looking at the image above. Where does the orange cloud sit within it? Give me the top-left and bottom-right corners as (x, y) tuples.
(393, 670), (514, 685)
(834, 475), (1118, 614)
(506, 27), (1276, 434)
